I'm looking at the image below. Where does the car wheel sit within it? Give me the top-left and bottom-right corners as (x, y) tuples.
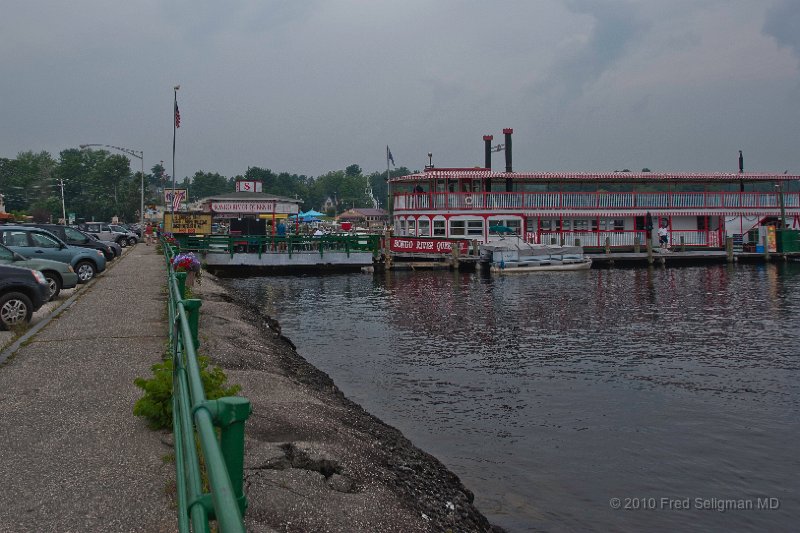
(42, 271), (62, 300)
(127, 237), (138, 246)
(75, 260), (97, 283)
(118, 238), (128, 248)
(0, 291), (34, 330)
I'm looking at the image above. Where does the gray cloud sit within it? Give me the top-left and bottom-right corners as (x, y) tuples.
(763, 0), (800, 63)
(543, 1), (649, 103)
(1, 1), (798, 178)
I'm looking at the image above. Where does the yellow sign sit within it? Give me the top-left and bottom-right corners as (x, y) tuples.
(766, 225), (777, 253)
(164, 212), (212, 234)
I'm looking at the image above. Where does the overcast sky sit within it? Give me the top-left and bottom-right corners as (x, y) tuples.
(3, 0), (799, 179)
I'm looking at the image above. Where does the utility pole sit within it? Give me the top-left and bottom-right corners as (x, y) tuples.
(57, 178), (66, 224)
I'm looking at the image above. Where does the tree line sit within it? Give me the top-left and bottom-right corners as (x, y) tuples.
(0, 149), (413, 223)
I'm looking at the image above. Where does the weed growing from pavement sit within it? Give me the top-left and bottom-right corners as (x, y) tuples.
(133, 354), (241, 430)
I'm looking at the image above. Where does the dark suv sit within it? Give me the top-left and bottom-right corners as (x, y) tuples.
(27, 224), (117, 261)
(0, 264), (50, 330)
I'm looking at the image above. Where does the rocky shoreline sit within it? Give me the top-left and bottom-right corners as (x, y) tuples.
(194, 273), (504, 532)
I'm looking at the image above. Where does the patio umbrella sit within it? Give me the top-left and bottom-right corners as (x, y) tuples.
(490, 225), (515, 234)
(303, 209), (324, 217)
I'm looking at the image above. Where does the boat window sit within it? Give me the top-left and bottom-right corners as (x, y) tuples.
(614, 219), (625, 231)
(408, 218), (417, 236)
(467, 220), (483, 236)
(523, 183), (548, 192)
(574, 219), (589, 231)
(450, 220), (466, 236)
(433, 219), (446, 236)
(418, 219), (431, 236)
(540, 220), (553, 231)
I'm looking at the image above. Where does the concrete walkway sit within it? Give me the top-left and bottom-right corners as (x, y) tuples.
(0, 244), (176, 533)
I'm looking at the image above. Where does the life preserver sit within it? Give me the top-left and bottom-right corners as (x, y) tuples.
(464, 196), (473, 206)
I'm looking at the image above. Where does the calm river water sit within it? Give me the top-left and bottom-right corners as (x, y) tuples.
(227, 263), (799, 532)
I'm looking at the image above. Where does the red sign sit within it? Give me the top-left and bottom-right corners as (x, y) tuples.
(390, 237), (470, 254)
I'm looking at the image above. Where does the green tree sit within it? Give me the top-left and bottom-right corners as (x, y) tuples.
(189, 171), (231, 200)
(367, 166), (412, 209)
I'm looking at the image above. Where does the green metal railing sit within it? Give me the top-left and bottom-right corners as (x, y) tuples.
(164, 244), (250, 533)
(173, 233), (382, 259)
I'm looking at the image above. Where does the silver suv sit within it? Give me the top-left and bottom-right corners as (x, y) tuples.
(81, 222), (138, 247)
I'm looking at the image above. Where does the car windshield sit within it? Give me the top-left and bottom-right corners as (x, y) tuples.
(63, 227), (90, 242)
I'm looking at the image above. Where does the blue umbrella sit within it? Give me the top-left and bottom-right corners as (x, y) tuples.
(490, 225), (515, 234)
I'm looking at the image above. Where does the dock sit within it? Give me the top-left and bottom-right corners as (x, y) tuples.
(587, 249), (800, 266)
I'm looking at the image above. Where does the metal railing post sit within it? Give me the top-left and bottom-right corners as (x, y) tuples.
(175, 271), (188, 299)
(182, 299), (202, 349)
(204, 397), (252, 512)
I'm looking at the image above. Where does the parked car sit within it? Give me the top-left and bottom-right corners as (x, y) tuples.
(87, 233), (122, 259)
(109, 224), (140, 245)
(0, 264), (50, 330)
(80, 222), (138, 247)
(26, 224), (118, 261)
(117, 222), (143, 238)
(0, 225), (106, 283)
(0, 243), (78, 300)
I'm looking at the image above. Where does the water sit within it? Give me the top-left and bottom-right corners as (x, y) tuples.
(227, 263), (800, 532)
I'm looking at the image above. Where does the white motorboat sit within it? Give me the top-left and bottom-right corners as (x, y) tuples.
(480, 238), (592, 273)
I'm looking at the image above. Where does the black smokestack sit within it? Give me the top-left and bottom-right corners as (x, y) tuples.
(503, 128), (513, 173)
(483, 135), (493, 169)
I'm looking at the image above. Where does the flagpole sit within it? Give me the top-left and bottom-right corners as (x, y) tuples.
(386, 146), (391, 218)
(172, 85), (180, 220)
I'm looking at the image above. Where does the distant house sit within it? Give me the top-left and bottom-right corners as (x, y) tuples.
(337, 208), (388, 228)
(0, 193), (13, 221)
(322, 196), (337, 213)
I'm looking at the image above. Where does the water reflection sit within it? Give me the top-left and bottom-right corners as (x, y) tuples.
(227, 263), (800, 532)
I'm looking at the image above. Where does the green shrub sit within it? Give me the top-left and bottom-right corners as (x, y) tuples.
(134, 356), (242, 430)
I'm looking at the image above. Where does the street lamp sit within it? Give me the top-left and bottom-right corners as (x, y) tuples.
(775, 183), (786, 229)
(79, 143), (145, 229)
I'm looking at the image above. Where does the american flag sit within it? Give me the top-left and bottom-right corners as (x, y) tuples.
(174, 100), (181, 129)
(172, 190), (185, 212)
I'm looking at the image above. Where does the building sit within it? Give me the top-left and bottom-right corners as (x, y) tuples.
(337, 208), (389, 228)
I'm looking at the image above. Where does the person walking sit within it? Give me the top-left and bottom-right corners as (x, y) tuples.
(658, 224), (669, 250)
(144, 222), (155, 245)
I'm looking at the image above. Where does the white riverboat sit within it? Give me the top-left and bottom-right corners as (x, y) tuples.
(388, 130), (800, 252)
(480, 239), (592, 273)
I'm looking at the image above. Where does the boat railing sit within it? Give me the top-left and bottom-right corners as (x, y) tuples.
(173, 233), (382, 257)
(536, 229), (719, 248)
(394, 191), (797, 211)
